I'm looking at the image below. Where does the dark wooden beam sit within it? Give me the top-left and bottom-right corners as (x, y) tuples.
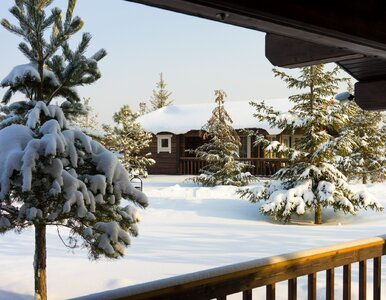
(127, 0), (386, 59)
(355, 80), (386, 110)
(265, 34), (363, 68)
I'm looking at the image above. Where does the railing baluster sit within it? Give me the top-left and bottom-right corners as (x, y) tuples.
(266, 283), (275, 300)
(373, 257), (381, 300)
(288, 278), (297, 300)
(359, 260), (366, 300)
(326, 268), (334, 300)
(343, 264), (351, 300)
(308, 273), (316, 300)
(242, 289), (252, 300)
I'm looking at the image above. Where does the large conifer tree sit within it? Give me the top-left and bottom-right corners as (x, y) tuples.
(102, 105), (155, 176)
(240, 65), (382, 223)
(337, 103), (386, 183)
(192, 90), (255, 186)
(0, 1), (148, 298)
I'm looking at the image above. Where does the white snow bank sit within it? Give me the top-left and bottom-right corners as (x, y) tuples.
(137, 99), (293, 135)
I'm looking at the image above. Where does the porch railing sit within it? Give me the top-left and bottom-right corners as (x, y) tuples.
(179, 157), (289, 176)
(74, 235), (385, 300)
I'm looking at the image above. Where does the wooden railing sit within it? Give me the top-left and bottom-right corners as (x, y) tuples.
(179, 157), (289, 176)
(75, 235), (385, 300)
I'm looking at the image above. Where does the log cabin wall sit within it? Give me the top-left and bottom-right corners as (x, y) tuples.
(145, 133), (179, 175)
(143, 129), (275, 175)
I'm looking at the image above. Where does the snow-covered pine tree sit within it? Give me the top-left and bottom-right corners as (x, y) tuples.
(0, 1), (148, 299)
(192, 90), (255, 186)
(239, 65), (382, 224)
(102, 105), (155, 177)
(149, 72), (173, 111)
(337, 102), (386, 183)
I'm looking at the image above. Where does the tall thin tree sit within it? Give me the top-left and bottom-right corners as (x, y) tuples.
(192, 90), (255, 186)
(149, 72), (173, 111)
(0, 1), (147, 298)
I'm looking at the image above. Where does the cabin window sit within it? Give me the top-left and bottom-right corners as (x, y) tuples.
(239, 136), (251, 158)
(157, 134), (172, 153)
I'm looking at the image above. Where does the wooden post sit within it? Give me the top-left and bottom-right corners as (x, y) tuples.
(373, 257), (381, 300)
(34, 223), (47, 300)
(267, 283), (276, 300)
(343, 264), (351, 300)
(242, 289), (252, 300)
(288, 278), (297, 300)
(308, 273), (316, 300)
(359, 260), (366, 300)
(326, 268), (334, 300)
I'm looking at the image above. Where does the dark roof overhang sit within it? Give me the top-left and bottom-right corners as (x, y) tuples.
(126, 0), (386, 110)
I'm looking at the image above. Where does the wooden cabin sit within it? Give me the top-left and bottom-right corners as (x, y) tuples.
(138, 100), (300, 176)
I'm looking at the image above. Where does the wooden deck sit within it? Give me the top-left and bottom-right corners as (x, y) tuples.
(74, 235), (385, 300)
(179, 157), (289, 176)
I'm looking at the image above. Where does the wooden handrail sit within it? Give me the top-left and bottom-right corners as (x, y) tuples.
(179, 157), (289, 176)
(74, 235), (386, 300)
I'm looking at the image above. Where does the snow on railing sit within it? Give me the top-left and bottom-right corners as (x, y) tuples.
(73, 235), (386, 300)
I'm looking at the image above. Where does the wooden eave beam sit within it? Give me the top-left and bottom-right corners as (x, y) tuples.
(355, 80), (386, 110)
(127, 0), (386, 59)
(265, 34), (363, 68)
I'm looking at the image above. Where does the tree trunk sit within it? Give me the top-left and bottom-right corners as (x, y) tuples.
(314, 203), (322, 224)
(34, 224), (47, 300)
(362, 173), (368, 184)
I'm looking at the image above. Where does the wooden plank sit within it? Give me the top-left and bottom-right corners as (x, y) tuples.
(288, 278), (297, 300)
(343, 264), (351, 300)
(373, 257), (381, 300)
(359, 260), (366, 300)
(266, 34), (362, 68)
(326, 269), (334, 300)
(242, 289), (252, 300)
(308, 273), (316, 300)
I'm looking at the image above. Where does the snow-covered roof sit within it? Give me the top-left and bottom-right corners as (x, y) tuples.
(138, 99), (292, 135)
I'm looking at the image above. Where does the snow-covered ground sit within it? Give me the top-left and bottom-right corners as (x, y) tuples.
(0, 175), (385, 299)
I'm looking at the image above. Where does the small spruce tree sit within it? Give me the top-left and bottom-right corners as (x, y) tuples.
(192, 90), (255, 186)
(102, 105), (155, 177)
(149, 72), (173, 111)
(0, 1), (147, 299)
(239, 65), (382, 224)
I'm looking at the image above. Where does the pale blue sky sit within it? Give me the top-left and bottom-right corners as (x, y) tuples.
(0, 0), (333, 124)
